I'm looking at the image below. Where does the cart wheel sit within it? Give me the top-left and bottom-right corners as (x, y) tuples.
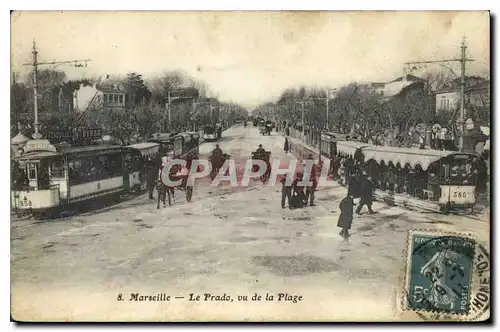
(186, 186), (193, 202)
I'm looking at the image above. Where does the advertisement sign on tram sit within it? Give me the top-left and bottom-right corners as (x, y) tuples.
(48, 126), (102, 143)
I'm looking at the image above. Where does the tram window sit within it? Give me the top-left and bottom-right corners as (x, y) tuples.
(442, 164), (450, 179)
(50, 160), (65, 178)
(174, 139), (183, 156)
(27, 163), (37, 180)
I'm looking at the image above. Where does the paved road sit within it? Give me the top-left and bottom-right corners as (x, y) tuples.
(11, 124), (490, 321)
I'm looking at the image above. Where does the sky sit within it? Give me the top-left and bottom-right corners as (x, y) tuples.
(11, 11), (490, 109)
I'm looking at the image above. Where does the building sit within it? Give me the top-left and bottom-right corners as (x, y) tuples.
(73, 83), (126, 112)
(435, 77), (490, 114)
(381, 75), (424, 99)
(370, 82), (386, 96)
(366, 75), (424, 98)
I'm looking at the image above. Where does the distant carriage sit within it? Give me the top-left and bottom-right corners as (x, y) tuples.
(258, 120), (272, 136)
(334, 140), (483, 214)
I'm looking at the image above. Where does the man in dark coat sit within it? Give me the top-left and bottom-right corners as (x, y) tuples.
(280, 173), (292, 209)
(284, 137), (290, 154)
(356, 173), (375, 215)
(305, 154), (319, 206)
(338, 194), (354, 237)
(146, 160), (158, 200)
(292, 172), (306, 208)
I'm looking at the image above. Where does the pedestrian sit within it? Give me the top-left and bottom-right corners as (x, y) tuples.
(292, 172), (306, 209)
(280, 173), (292, 209)
(305, 154), (318, 206)
(356, 172), (375, 215)
(146, 158), (158, 200)
(284, 137), (290, 154)
(338, 194), (354, 238)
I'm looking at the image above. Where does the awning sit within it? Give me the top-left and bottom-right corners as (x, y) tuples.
(126, 142), (160, 157)
(362, 147), (452, 171)
(336, 141), (370, 157)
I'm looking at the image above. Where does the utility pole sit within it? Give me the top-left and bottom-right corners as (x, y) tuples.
(404, 37), (473, 152)
(294, 101), (306, 136)
(23, 40), (91, 140)
(326, 90), (329, 131)
(167, 91), (172, 131)
(209, 105), (214, 123)
(459, 39), (467, 152)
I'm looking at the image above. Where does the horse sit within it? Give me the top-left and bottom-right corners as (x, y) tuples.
(156, 179), (175, 209)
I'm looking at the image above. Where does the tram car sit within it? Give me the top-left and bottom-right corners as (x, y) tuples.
(334, 141), (482, 213)
(11, 139), (126, 216)
(319, 132), (351, 160)
(203, 124), (221, 142)
(147, 132), (176, 156)
(12, 133), (202, 217)
(173, 132), (200, 160)
(123, 142), (160, 192)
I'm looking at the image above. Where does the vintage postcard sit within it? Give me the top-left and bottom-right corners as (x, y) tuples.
(10, 10), (490, 322)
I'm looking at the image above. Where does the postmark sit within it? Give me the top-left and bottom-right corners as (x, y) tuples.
(402, 230), (488, 320)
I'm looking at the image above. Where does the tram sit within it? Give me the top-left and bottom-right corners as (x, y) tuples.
(203, 124), (221, 141)
(147, 132), (176, 155)
(11, 139), (125, 215)
(319, 132), (351, 160)
(161, 131), (201, 172)
(11, 132), (201, 217)
(334, 141), (482, 213)
(123, 142), (160, 192)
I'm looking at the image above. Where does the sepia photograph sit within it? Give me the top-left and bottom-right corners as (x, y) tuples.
(9, 10), (491, 322)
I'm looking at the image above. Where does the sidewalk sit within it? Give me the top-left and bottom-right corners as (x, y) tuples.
(282, 129), (491, 216)
(280, 130), (323, 161)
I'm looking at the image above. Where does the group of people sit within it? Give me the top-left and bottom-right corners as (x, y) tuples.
(280, 154), (319, 209)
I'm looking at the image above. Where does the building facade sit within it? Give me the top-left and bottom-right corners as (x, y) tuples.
(73, 83), (125, 112)
(435, 78), (490, 114)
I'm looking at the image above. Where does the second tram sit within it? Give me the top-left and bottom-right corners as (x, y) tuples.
(333, 141), (482, 213)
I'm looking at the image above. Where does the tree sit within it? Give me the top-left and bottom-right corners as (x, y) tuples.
(123, 72), (152, 108)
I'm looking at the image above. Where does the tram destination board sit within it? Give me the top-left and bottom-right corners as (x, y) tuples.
(48, 127), (102, 143)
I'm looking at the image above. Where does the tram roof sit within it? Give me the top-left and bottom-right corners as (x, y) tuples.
(126, 142), (160, 150)
(361, 145), (478, 171)
(336, 141), (371, 156)
(16, 144), (123, 160)
(125, 142), (160, 156)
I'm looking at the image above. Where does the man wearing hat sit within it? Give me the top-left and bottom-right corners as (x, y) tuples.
(256, 144), (265, 155)
(356, 170), (375, 215)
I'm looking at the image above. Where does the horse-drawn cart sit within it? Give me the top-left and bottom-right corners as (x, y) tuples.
(208, 153), (231, 180)
(258, 120), (273, 136)
(251, 150), (272, 183)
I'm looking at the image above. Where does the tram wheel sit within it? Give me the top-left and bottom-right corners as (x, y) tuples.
(440, 203), (451, 215)
(186, 187), (193, 202)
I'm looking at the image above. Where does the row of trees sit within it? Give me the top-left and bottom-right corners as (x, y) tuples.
(253, 71), (490, 147)
(11, 69), (249, 144)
